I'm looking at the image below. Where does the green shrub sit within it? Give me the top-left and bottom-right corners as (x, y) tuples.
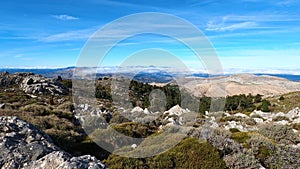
(258, 100), (271, 112)
(231, 132), (250, 144)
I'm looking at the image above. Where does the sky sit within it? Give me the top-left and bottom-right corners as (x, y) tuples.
(1, 0), (300, 72)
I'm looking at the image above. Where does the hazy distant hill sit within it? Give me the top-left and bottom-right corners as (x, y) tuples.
(0, 67), (75, 79)
(179, 74), (300, 97)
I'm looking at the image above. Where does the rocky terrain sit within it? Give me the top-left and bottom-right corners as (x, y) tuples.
(0, 116), (107, 169)
(1, 72), (300, 168)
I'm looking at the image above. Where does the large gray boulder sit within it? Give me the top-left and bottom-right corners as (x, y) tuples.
(0, 116), (107, 169)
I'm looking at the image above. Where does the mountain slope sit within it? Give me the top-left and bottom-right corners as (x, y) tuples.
(181, 74), (300, 97)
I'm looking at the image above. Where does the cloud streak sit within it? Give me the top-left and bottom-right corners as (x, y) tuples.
(53, 14), (79, 20)
(206, 21), (257, 31)
(40, 28), (96, 42)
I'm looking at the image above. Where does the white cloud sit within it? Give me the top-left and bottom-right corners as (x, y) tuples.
(53, 14), (79, 20)
(220, 14), (300, 22)
(14, 54), (23, 58)
(206, 21), (257, 31)
(276, 0), (297, 5)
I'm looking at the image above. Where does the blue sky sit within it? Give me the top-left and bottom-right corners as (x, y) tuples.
(1, 0), (300, 71)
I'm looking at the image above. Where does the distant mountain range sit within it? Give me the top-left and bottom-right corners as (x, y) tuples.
(1, 66), (300, 82)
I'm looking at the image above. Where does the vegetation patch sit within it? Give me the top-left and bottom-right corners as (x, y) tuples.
(231, 132), (251, 144)
(104, 138), (227, 169)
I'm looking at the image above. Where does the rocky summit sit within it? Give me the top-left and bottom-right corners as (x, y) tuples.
(0, 116), (107, 169)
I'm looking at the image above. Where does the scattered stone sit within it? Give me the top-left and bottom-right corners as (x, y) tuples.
(234, 113), (249, 118)
(131, 144), (137, 149)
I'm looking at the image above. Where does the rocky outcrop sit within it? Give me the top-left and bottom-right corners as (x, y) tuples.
(0, 72), (30, 87)
(20, 75), (68, 95)
(0, 72), (68, 95)
(0, 116), (107, 169)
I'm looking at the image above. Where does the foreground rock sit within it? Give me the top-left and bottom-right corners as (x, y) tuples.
(0, 116), (107, 169)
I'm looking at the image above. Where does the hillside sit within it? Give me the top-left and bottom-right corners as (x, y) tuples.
(180, 74), (300, 97)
